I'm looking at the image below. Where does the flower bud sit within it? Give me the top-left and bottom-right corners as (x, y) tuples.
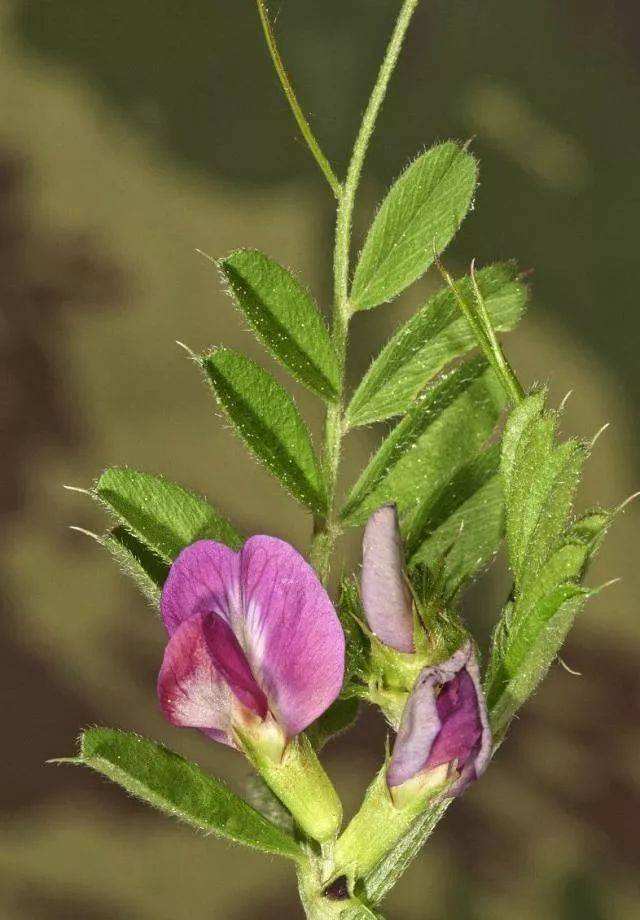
(387, 641), (491, 806)
(333, 643), (491, 881)
(361, 504), (466, 725)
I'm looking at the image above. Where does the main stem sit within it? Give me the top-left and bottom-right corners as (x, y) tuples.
(310, 0), (422, 584)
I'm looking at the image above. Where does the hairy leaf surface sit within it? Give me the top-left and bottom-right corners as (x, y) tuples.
(405, 445), (504, 599)
(347, 262), (527, 426)
(95, 468), (241, 562)
(220, 249), (339, 401)
(341, 358), (504, 525)
(74, 729), (303, 860)
(103, 526), (169, 604)
(487, 394), (601, 738)
(350, 142), (477, 310)
(203, 348), (326, 514)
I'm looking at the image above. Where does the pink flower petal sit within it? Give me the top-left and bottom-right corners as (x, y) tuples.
(202, 611), (268, 719)
(157, 612), (236, 746)
(361, 505), (414, 653)
(160, 540), (242, 636)
(157, 610), (272, 746)
(239, 536), (345, 737)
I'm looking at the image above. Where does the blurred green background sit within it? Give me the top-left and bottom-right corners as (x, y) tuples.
(2, 1), (639, 917)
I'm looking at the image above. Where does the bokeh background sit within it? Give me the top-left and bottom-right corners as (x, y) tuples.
(2, 1), (639, 917)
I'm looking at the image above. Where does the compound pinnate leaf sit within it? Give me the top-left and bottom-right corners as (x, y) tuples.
(341, 357), (505, 526)
(347, 262), (527, 427)
(95, 468), (242, 562)
(350, 142), (477, 311)
(219, 249), (340, 401)
(74, 728), (304, 861)
(203, 348), (327, 515)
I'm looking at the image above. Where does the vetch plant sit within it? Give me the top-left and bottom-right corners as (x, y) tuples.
(56, 2), (629, 917)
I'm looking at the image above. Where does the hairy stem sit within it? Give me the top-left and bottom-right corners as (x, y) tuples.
(311, 0), (422, 583)
(256, 0), (342, 199)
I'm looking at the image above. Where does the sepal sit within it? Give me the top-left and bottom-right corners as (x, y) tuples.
(238, 729), (343, 844)
(332, 765), (446, 885)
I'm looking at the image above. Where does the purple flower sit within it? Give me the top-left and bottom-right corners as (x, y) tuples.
(157, 536), (345, 753)
(387, 641), (491, 800)
(361, 504), (414, 653)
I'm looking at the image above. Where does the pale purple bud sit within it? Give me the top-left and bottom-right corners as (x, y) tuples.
(387, 642), (491, 799)
(361, 504), (414, 653)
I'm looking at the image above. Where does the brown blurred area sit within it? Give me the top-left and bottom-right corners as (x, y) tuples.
(1, 1), (639, 917)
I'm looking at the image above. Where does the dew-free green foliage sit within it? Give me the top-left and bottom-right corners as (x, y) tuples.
(219, 249), (340, 401)
(103, 526), (169, 604)
(404, 444), (503, 599)
(341, 357), (505, 525)
(202, 347), (327, 514)
(306, 697), (360, 751)
(350, 142), (477, 310)
(347, 262), (527, 427)
(75, 729), (304, 860)
(362, 799), (450, 905)
(95, 468), (242, 561)
(64, 3), (617, 915)
(338, 579), (370, 689)
(485, 394), (602, 737)
(504, 400), (587, 590)
(568, 508), (613, 554)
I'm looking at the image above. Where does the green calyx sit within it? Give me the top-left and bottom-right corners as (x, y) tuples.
(238, 728), (343, 844)
(331, 765), (448, 888)
(365, 605), (467, 728)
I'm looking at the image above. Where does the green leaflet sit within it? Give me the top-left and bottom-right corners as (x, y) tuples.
(503, 397), (588, 588)
(516, 439), (588, 592)
(488, 591), (588, 739)
(568, 508), (614, 555)
(70, 729), (304, 861)
(500, 389), (546, 499)
(338, 579), (370, 686)
(103, 526), (169, 604)
(347, 262), (527, 427)
(203, 348), (327, 515)
(486, 542), (590, 715)
(219, 249), (340, 401)
(350, 142), (477, 311)
(340, 357), (505, 526)
(486, 393), (607, 739)
(405, 445), (504, 600)
(95, 468), (242, 562)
